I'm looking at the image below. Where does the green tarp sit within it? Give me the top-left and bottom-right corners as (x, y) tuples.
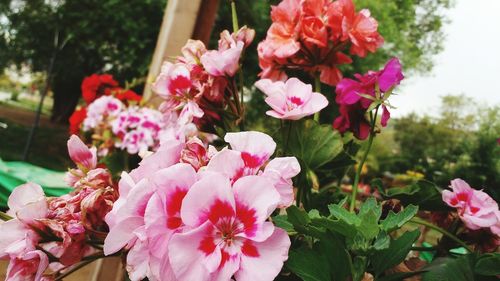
(0, 159), (72, 208)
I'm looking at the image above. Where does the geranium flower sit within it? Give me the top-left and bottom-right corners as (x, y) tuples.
(201, 40), (244, 77)
(5, 249), (48, 281)
(168, 172), (290, 281)
(255, 78), (328, 120)
(68, 107), (87, 135)
(81, 74), (119, 104)
(67, 134), (97, 171)
(442, 179), (500, 235)
(333, 58), (404, 139)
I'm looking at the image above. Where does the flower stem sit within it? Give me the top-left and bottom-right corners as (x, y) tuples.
(313, 75), (321, 122)
(0, 211), (12, 221)
(230, 1), (239, 32)
(410, 217), (473, 253)
(54, 259), (95, 281)
(349, 106), (379, 212)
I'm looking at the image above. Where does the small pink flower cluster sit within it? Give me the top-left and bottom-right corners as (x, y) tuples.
(104, 131), (300, 281)
(258, 0), (383, 86)
(0, 136), (117, 280)
(443, 179), (500, 236)
(152, 27), (255, 127)
(334, 58), (404, 139)
(111, 106), (167, 154)
(82, 95), (184, 155)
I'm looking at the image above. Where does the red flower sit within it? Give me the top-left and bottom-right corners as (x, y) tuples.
(81, 74), (119, 104)
(68, 107), (87, 135)
(115, 88), (142, 103)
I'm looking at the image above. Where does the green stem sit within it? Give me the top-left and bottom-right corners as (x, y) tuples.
(349, 106), (379, 212)
(410, 217), (473, 253)
(230, 1), (239, 32)
(0, 211), (13, 221)
(313, 75), (321, 122)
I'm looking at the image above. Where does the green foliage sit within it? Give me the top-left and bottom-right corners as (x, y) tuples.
(421, 253), (500, 281)
(283, 200), (420, 281)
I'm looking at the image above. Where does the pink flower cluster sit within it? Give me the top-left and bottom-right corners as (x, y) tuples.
(258, 0), (383, 86)
(0, 136), (117, 280)
(104, 131), (300, 281)
(82, 95), (183, 155)
(255, 77), (328, 120)
(333, 58), (404, 139)
(442, 179), (500, 236)
(153, 27), (254, 128)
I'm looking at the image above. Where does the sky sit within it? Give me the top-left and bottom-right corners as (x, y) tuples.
(391, 0), (500, 117)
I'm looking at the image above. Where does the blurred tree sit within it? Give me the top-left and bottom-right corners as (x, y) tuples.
(0, 0), (165, 122)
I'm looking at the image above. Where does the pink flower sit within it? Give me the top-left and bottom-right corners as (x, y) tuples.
(6, 182), (48, 224)
(442, 179), (500, 235)
(153, 62), (192, 99)
(5, 249), (49, 281)
(261, 157), (301, 208)
(180, 137), (212, 171)
(255, 78), (328, 120)
(82, 95), (123, 130)
(168, 172), (290, 281)
(67, 135), (97, 171)
(219, 27), (256, 50)
(181, 39), (207, 65)
(201, 40), (244, 77)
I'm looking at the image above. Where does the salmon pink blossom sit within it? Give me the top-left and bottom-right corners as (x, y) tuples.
(255, 78), (328, 120)
(442, 179), (500, 235)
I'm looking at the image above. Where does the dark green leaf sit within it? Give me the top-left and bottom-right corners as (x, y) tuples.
(379, 180), (448, 211)
(474, 253), (500, 276)
(372, 229), (421, 275)
(288, 119), (344, 169)
(377, 271), (426, 281)
(272, 215), (296, 235)
(311, 217), (358, 238)
(422, 256), (474, 281)
(380, 205), (419, 232)
(358, 208), (380, 240)
(372, 231), (390, 251)
(352, 256), (367, 281)
(286, 205), (310, 227)
(287, 247), (330, 281)
(318, 232), (351, 281)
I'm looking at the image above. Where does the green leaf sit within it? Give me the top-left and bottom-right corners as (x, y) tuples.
(288, 119), (344, 169)
(380, 205), (419, 232)
(422, 256), (474, 281)
(308, 209), (321, 219)
(311, 217), (358, 238)
(286, 205), (310, 227)
(377, 271), (426, 281)
(379, 180), (448, 211)
(272, 215), (296, 235)
(287, 247), (331, 281)
(318, 232), (352, 281)
(371, 229), (421, 276)
(358, 208), (380, 240)
(372, 231), (390, 251)
(352, 256), (367, 281)
(328, 204), (361, 226)
(474, 253), (500, 276)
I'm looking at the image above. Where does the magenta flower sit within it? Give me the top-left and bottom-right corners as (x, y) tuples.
(442, 179), (500, 235)
(333, 57), (404, 139)
(255, 78), (328, 120)
(168, 172), (290, 281)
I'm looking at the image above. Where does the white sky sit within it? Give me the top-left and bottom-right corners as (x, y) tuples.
(391, 0), (500, 117)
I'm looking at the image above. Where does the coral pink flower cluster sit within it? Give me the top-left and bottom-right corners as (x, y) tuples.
(153, 26), (254, 128)
(442, 179), (500, 236)
(81, 95), (185, 155)
(0, 136), (117, 280)
(333, 58), (404, 139)
(104, 131), (300, 281)
(255, 77), (328, 120)
(258, 0), (383, 86)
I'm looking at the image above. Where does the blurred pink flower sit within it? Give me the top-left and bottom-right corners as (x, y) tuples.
(5, 249), (48, 281)
(443, 179), (500, 235)
(67, 135), (97, 171)
(261, 157), (301, 208)
(255, 78), (328, 120)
